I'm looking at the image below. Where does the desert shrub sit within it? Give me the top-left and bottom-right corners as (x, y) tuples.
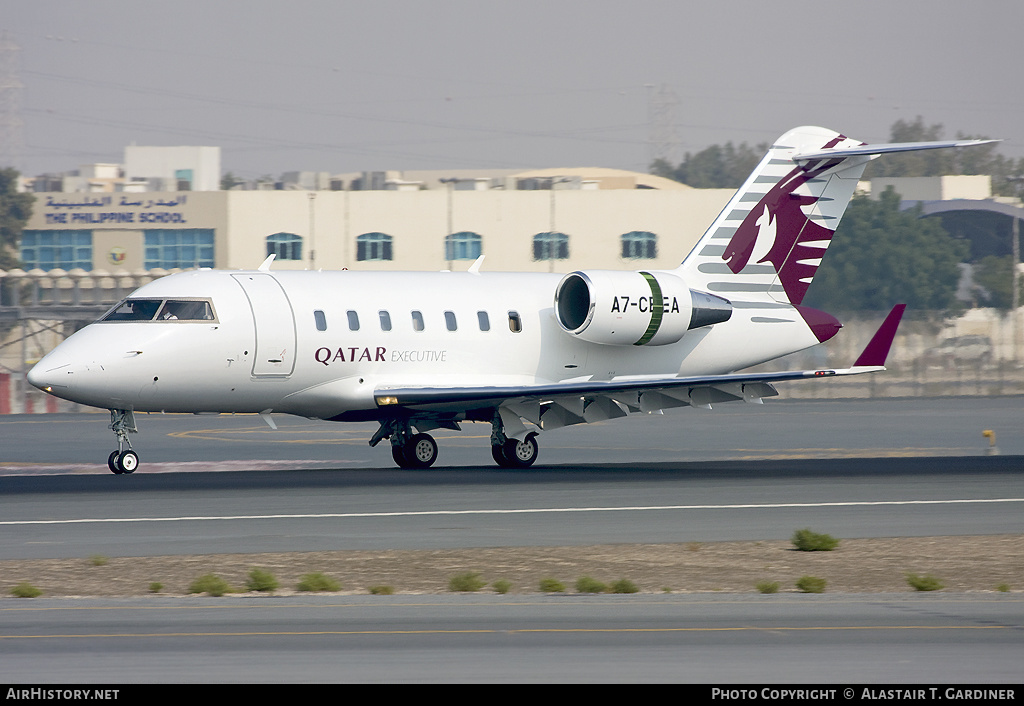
(610, 579), (639, 594)
(448, 572), (486, 592)
(575, 576), (608, 594)
(148, 582), (163, 593)
(88, 555), (109, 566)
(296, 573), (341, 592)
(491, 580), (512, 594)
(791, 529), (840, 551)
(188, 574), (234, 597)
(996, 583), (1010, 593)
(756, 580), (780, 594)
(246, 568), (279, 593)
(539, 578), (566, 593)
(796, 576), (827, 593)
(906, 573), (944, 592)
(368, 585), (394, 595)
(10, 582), (42, 598)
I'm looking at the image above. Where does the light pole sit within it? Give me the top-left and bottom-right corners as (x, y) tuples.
(440, 177), (462, 270)
(307, 192), (317, 270)
(547, 177), (571, 273)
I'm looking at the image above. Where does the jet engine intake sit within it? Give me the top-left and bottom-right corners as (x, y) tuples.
(554, 270), (731, 346)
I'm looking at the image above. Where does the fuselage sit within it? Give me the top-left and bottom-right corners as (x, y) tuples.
(28, 267), (823, 420)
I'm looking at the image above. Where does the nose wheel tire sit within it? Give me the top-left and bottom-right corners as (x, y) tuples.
(108, 449), (139, 474)
(118, 450), (139, 474)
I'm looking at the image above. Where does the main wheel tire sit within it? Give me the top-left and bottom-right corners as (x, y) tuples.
(405, 433), (438, 469)
(108, 450), (123, 474)
(117, 450), (139, 474)
(501, 434), (538, 468)
(392, 444), (414, 469)
(491, 443), (513, 468)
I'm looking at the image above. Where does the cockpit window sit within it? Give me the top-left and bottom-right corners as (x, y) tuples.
(100, 298), (217, 322)
(101, 299), (163, 321)
(158, 300), (215, 321)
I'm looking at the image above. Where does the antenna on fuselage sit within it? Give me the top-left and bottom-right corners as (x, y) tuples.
(467, 255), (485, 275)
(258, 254), (276, 271)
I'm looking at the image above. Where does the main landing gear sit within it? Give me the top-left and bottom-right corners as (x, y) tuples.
(490, 436), (539, 468)
(107, 409), (140, 475)
(369, 413), (540, 469)
(370, 420), (440, 469)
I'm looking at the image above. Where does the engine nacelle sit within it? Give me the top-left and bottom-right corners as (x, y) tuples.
(554, 270), (732, 346)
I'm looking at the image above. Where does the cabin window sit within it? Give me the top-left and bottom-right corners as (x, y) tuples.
(411, 310), (425, 332)
(379, 310), (392, 331)
(477, 311), (490, 331)
(347, 310), (360, 331)
(444, 311), (457, 331)
(508, 311), (522, 333)
(314, 310), (327, 331)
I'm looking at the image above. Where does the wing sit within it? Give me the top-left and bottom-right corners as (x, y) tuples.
(374, 305), (905, 435)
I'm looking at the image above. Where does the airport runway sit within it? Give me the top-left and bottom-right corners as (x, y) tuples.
(1, 398), (1021, 683)
(1, 397), (1022, 559)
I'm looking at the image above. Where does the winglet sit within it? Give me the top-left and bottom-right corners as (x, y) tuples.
(853, 304), (906, 367)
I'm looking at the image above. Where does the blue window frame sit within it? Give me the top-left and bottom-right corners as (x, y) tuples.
(444, 231), (482, 261)
(267, 232), (303, 261)
(532, 231), (570, 261)
(144, 229), (215, 269)
(21, 230), (93, 270)
(621, 231), (658, 259)
(356, 232), (393, 261)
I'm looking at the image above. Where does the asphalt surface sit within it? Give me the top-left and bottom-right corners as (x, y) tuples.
(1, 594), (1021, 684)
(1, 398), (1021, 683)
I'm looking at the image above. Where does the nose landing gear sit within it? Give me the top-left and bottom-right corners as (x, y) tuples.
(107, 409), (140, 474)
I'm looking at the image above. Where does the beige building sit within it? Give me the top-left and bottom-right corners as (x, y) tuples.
(23, 185), (734, 275)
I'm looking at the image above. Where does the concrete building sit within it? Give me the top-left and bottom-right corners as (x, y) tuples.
(21, 185), (734, 275)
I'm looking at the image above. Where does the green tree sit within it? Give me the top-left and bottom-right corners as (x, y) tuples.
(804, 188), (968, 311)
(220, 171), (244, 190)
(972, 255), (1022, 309)
(652, 141), (767, 189)
(865, 116), (1024, 196)
(0, 168), (33, 269)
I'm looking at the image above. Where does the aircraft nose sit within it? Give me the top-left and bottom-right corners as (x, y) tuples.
(27, 358), (72, 393)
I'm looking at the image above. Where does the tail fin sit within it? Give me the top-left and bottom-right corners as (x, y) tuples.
(678, 126), (995, 306)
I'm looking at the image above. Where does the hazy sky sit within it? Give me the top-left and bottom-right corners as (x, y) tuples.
(4, 1), (1023, 179)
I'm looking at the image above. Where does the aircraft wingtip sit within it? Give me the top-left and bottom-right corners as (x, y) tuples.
(853, 304), (906, 367)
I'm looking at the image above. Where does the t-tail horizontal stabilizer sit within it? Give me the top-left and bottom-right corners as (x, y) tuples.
(852, 304), (906, 368)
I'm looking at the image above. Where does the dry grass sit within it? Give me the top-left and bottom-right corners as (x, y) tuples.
(1, 535), (1021, 597)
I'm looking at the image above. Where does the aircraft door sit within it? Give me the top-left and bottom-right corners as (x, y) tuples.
(231, 273), (297, 377)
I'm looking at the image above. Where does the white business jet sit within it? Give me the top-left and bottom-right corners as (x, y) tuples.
(28, 127), (992, 473)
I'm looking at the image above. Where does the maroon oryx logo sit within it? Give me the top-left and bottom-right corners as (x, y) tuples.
(722, 136), (848, 305)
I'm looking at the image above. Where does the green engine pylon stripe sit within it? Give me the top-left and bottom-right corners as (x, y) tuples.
(633, 272), (663, 346)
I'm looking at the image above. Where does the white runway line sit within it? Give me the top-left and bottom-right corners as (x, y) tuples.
(2, 498), (1022, 526)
